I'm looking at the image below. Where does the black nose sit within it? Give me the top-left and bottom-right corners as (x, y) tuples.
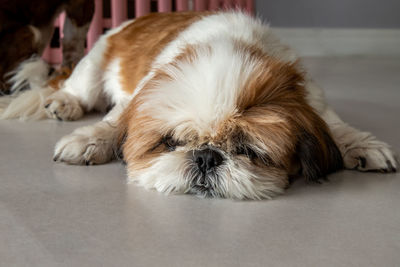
(193, 149), (224, 173)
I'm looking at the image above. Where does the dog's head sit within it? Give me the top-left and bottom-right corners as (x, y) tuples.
(119, 40), (343, 199)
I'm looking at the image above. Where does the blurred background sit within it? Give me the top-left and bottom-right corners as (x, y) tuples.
(256, 0), (400, 56)
(256, 0), (400, 28)
(43, 0), (400, 63)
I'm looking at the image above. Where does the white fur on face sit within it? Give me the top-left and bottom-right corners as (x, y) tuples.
(139, 39), (262, 137)
(128, 149), (286, 200)
(128, 152), (192, 195)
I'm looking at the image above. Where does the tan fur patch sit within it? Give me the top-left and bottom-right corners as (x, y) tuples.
(47, 66), (74, 90)
(232, 42), (341, 176)
(103, 12), (209, 94)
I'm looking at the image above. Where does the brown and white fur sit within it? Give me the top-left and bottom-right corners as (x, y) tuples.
(2, 12), (397, 199)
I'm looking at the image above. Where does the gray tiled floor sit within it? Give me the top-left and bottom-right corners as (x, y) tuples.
(1, 57), (399, 267)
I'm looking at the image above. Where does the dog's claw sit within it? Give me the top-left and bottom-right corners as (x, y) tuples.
(359, 157), (367, 168)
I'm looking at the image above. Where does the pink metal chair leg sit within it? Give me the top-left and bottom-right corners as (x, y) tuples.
(135, 0), (151, 17)
(176, 0), (189, 11)
(59, 12), (66, 39)
(245, 0), (254, 14)
(194, 0), (207, 11)
(87, 0), (103, 51)
(158, 0), (172, 12)
(42, 46), (52, 63)
(209, 0), (221, 10)
(223, 0), (232, 9)
(111, 0), (128, 27)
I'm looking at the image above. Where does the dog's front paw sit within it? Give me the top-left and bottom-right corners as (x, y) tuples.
(53, 126), (115, 165)
(343, 136), (397, 172)
(44, 91), (83, 121)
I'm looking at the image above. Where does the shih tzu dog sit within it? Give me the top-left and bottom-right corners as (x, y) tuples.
(1, 12), (397, 199)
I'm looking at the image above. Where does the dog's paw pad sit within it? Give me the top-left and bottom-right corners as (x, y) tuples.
(54, 134), (112, 165)
(343, 141), (397, 173)
(44, 91), (83, 121)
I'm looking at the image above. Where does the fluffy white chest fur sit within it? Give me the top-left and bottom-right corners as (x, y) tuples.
(2, 12), (396, 199)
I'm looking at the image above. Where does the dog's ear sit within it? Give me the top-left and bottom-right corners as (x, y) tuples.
(296, 126), (343, 183)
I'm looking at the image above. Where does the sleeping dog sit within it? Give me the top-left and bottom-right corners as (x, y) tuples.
(1, 12), (397, 199)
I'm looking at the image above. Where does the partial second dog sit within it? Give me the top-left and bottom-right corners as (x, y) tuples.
(0, 0), (94, 93)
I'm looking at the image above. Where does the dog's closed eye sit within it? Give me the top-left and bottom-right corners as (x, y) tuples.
(236, 145), (273, 165)
(163, 135), (180, 151)
(150, 135), (186, 152)
(236, 145), (258, 160)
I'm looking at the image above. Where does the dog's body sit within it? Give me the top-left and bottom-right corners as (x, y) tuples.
(0, 0), (94, 93)
(2, 12), (396, 199)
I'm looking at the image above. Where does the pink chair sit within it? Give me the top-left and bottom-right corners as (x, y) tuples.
(42, 0), (254, 64)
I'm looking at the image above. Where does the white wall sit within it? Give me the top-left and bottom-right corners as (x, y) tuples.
(255, 0), (400, 28)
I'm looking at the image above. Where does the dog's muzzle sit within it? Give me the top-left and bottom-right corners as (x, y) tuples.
(189, 148), (224, 197)
(193, 148), (224, 174)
